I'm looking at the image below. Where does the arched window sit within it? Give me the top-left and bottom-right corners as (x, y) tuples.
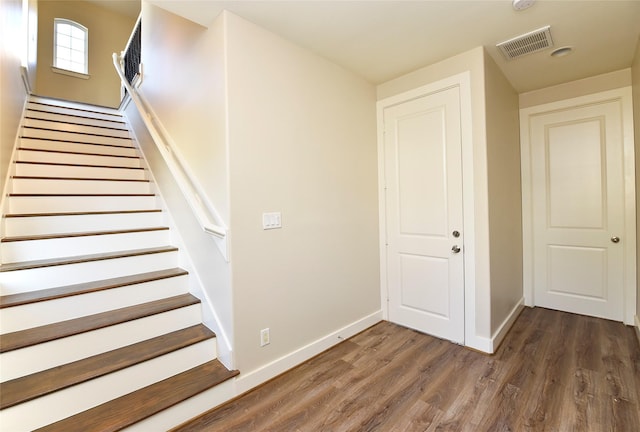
(53, 18), (88, 74)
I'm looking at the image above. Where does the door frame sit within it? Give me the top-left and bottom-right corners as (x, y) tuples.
(377, 72), (476, 344)
(520, 87), (636, 325)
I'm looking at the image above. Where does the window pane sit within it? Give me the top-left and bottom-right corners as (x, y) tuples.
(57, 34), (71, 48)
(57, 23), (71, 35)
(57, 48), (71, 61)
(71, 38), (84, 51)
(71, 26), (85, 39)
(71, 50), (84, 64)
(69, 63), (84, 73)
(57, 59), (71, 70)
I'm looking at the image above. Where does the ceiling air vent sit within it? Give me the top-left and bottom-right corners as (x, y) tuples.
(496, 25), (553, 60)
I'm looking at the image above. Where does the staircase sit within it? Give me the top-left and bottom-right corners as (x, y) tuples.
(0, 96), (238, 431)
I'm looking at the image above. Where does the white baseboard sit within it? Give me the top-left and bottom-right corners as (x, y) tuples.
(466, 299), (524, 354)
(490, 299), (525, 352)
(234, 310), (383, 394)
(635, 315), (640, 346)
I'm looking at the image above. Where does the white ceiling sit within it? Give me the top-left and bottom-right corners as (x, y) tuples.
(101, 1), (640, 93)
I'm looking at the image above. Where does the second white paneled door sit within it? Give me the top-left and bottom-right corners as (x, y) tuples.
(523, 91), (635, 323)
(383, 86), (464, 344)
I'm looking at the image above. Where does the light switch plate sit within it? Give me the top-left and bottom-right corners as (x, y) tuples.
(262, 212), (282, 230)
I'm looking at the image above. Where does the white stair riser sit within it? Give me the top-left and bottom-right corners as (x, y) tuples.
(25, 109), (129, 131)
(29, 97), (121, 116)
(17, 149), (141, 168)
(0, 275), (189, 333)
(15, 163), (146, 180)
(22, 128), (133, 147)
(124, 378), (236, 432)
(20, 138), (137, 157)
(2, 229), (170, 263)
(7, 195), (158, 213)
(0, 341), (216, 431)
(11, 178), (151, 195)
(4, 212), (164, 237)
(0, 250), (179, 294)
(24, 118), (131, 139)
(0, 305), (203, 382)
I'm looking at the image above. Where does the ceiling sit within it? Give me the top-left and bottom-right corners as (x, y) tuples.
(94, 1), (640, 93)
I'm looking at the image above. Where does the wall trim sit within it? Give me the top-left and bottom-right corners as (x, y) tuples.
(234, 310), (383, 394)
(635, 315), (640, 346)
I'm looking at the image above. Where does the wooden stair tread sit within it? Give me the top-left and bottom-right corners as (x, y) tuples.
(0, 325), (215, 410)
(25, 116), (129, 132)
(18, 147), (140, 159)
(15, 160), (144, 170)
(12, 176), (148, 182)
(0, 246), (178, 273)
(8, 193), (154, 197)
(23, 126), (132, 141)
(26, 108), (127, 125)
(5, 209), (162, 218)
(0, 268), (188, 308)
(0, 294), (200, 353)
(2, 227), (169, 243)
(28, 98), (123, 117)
(20, 137), (135, 150)
(34, 360), (239, 432)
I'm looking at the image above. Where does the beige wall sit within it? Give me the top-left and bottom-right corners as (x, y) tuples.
(0, 0), (28, 198)
(484, 51), (523, 334)
(36, 1), (136, 107)
(136, 2), (233, 365)
(519, 69), (632, 108)
(224, 12), (380, 374)
(140, 2), (229, 224)
(632, 36), (640, 329)
(377, 47), (496, 346)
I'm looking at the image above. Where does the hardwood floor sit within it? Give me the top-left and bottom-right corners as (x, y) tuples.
(173, 307), (640, 432)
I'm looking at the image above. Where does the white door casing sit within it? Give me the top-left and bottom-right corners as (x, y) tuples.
(380, 83), (465, 344)
(521, 88), (636, 325)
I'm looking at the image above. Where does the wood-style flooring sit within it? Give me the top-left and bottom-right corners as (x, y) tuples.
(174, 307), (640, 432)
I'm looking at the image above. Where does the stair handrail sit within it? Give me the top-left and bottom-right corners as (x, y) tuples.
(112, 52), (229, 259)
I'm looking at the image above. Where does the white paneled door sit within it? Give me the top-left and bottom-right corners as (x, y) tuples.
(383, 86), (464, 344)
(529, 100), (626, 321)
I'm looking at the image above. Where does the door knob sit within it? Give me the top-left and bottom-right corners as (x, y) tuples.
(452, 245), (461, 253)
(611, 236), (620, 243)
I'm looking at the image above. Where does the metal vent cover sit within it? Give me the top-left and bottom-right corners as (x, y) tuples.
(496, 26), (554, 60)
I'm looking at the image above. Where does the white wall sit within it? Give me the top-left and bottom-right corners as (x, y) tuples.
(224, 12), (380, 377)
(0, 0), (28, 200)
(377, 47), (495, 349)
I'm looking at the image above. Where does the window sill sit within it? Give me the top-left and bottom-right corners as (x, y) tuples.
(51, 66), (90, 80)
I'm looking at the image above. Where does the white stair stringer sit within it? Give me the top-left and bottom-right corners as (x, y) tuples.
(0, 96), (237, 431)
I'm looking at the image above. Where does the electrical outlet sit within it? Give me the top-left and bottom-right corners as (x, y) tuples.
(260, 328), (270, 347)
